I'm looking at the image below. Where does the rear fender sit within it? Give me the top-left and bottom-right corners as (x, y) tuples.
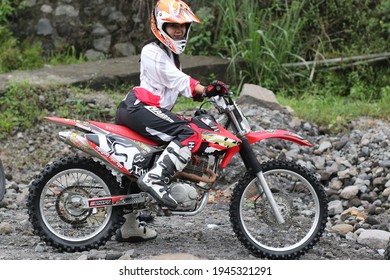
(46, 117), (160, 146)
(45, 117), (95, 133)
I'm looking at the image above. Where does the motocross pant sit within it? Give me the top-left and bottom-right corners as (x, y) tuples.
(115, 90), (200, 152)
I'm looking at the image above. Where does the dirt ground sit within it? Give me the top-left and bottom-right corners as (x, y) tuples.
(0, 196), (384, 261)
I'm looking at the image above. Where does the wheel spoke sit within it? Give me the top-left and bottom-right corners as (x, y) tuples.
(28, 157), (124, 252)
(230, 160), (327, 259)
(40, 169), (112, 242)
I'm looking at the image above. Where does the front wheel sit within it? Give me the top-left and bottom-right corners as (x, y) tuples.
(230, 160), (328, 259)
(27, 156), (124, 252)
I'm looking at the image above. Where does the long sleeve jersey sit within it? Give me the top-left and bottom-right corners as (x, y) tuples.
(133, 42), (199, 111)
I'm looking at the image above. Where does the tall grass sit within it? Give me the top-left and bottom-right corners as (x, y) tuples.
(216, 0), (310, 90)
(212, 0), (390, 133)
(47, 46), (86, 66)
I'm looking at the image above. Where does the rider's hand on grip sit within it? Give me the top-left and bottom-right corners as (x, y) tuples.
(203, 80), (227, 98)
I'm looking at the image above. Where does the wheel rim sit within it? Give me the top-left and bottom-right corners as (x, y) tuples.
(239, 169), (321, 252)
(39, 169), (113, 242)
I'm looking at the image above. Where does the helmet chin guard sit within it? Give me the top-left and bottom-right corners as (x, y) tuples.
(151, 0), (201, 54)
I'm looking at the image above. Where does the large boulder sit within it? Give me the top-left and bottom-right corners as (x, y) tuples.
(236, 83), (293, 114)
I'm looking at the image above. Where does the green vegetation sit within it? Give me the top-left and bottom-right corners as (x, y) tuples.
(0, 82), (123, 139)
(278, 85), (390, 132)
(0, 0), (42, 72)
(187, 0), (390, 131)
(215, 0), (308, 89)
(0, 0), (389, 135)
(0, 0), (85, 73)
(0, 31), (85, 73)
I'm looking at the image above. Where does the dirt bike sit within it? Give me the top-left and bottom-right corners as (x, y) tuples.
(27, 90), (328, 260)
(0, 158), (5, 201)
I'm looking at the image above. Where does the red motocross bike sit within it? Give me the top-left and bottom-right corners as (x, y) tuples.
(27, 90), (328, 259)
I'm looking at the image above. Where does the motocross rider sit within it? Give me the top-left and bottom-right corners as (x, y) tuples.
(114, 0), (227, 242)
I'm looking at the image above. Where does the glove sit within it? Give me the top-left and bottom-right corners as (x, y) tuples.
(203, 80), (227, 98)
(193, 93), (204, 102)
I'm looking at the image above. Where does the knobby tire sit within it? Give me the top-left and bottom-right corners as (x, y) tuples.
(0, 159), (5, 201)
(27, 156), (124, 252)
(229, 159), (328, 260)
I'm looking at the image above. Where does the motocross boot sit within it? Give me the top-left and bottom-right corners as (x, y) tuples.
(137, 141), (191, 209)
(115, 212), (157, 242)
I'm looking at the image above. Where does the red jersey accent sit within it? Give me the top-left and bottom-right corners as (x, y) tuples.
(134, 87), (161, 107)
(189, 77), (200, 96)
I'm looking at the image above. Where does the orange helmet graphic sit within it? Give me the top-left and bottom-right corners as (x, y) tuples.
(151, 0), (201, 54)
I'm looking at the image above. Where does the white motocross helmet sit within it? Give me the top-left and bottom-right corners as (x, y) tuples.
(151, 0), (201, 54)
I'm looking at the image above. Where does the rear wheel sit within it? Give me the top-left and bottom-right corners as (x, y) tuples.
(27, 156), (124, 252)
(0, 159), (5, 201)
(385, 239), (390, 260)
(230, 160), (328, 259)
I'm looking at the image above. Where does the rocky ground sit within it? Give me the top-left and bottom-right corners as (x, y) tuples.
(0, 90), (390, 260)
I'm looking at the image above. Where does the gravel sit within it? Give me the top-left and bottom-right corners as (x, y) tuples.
(0, 92), (390, 260)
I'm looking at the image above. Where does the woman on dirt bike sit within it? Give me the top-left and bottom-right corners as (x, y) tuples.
(114, 0), (227, 242)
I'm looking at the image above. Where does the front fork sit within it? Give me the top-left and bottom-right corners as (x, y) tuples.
(256, 171), (285, 224)
(239, 137), (285, 224)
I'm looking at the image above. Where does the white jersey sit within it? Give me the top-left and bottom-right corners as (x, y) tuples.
(135, 42), (198, 110)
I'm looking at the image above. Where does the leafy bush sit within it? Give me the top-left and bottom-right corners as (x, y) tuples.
(0, 81), (43, 135)
(301, 0), (390, 56)
(186, 7), (217, 56)
(0, 0), (44, 73)
(0, 29), (44, 73)
(0, 0), (85, 73)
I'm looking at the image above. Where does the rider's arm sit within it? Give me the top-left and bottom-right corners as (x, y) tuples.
(194, 84), (206, 96)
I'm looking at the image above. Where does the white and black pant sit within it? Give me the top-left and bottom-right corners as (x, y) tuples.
(115, 90), (199, 149)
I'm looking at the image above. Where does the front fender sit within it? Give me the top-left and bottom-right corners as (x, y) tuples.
(219, 130), (311, 168)
(246, 130), (312, 147)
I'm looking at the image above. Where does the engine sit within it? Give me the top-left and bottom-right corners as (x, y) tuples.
(168, 155), (214, 211)
(170, 182), (198, 210)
